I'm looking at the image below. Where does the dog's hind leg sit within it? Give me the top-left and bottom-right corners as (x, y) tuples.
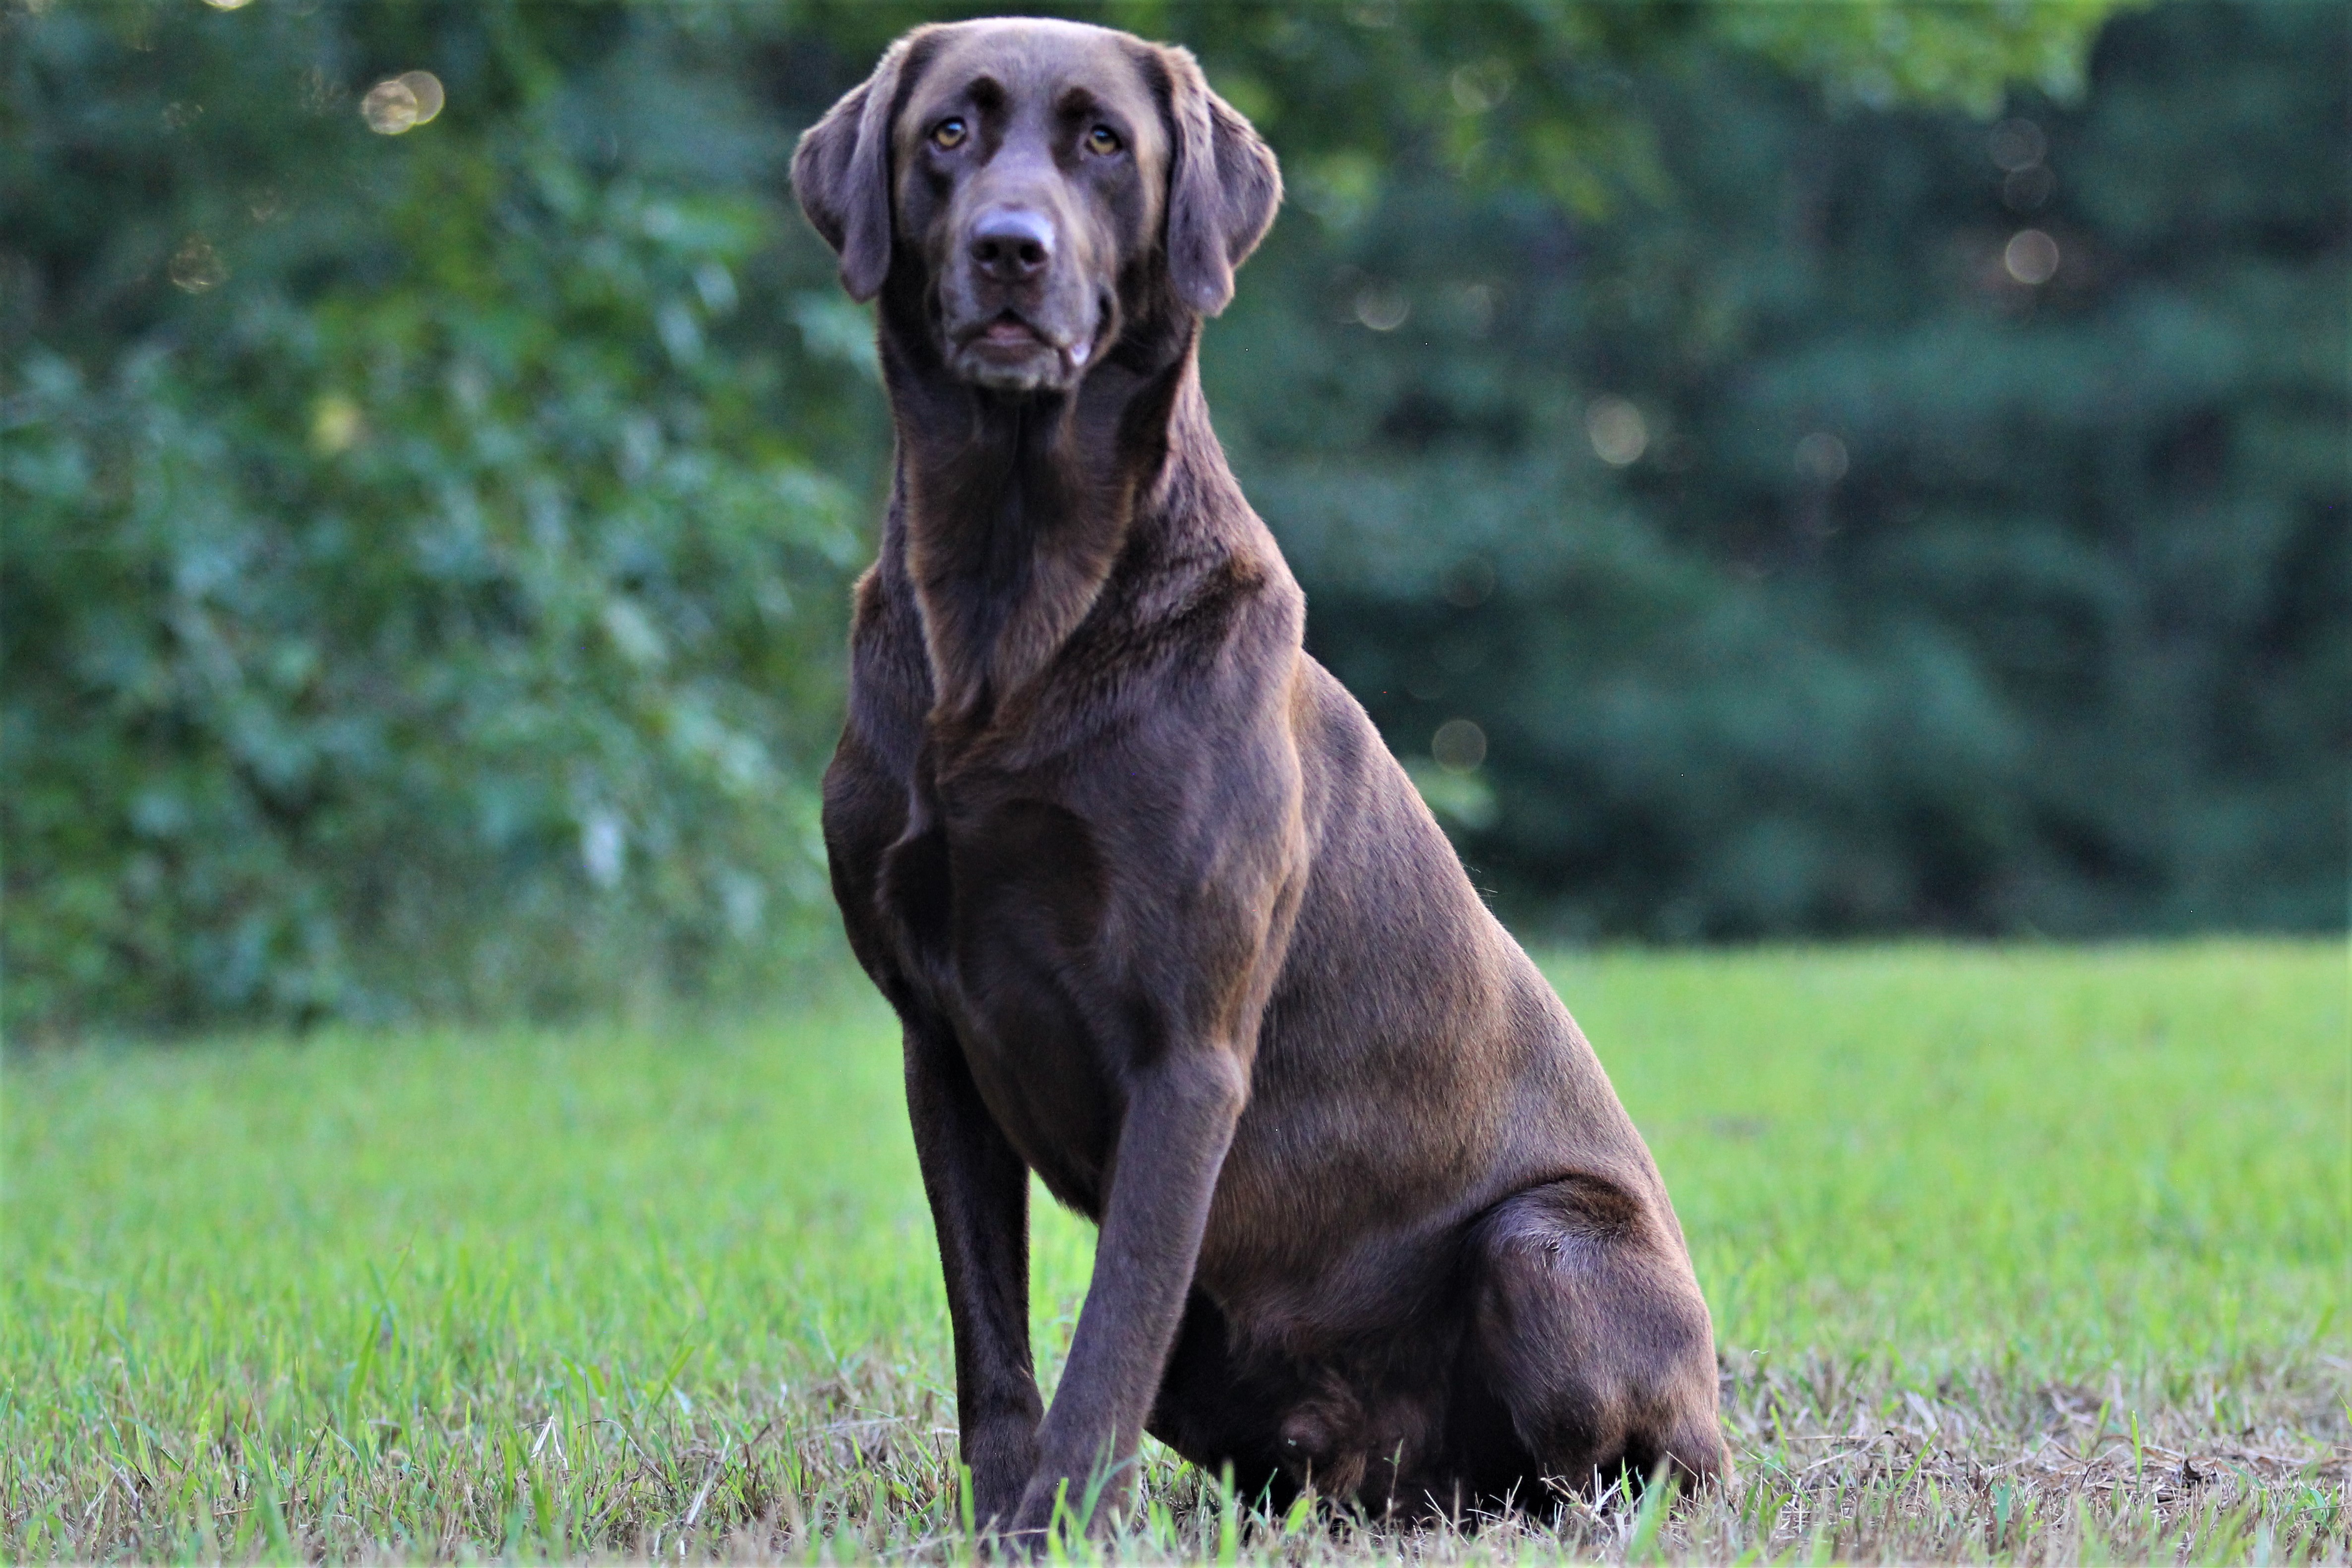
(1464, 1175), (1728, 1500)
(1145, 1289), (1298, 1510)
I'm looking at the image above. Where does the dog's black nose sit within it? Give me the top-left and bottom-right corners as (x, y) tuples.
(969, 208), (1054, 282)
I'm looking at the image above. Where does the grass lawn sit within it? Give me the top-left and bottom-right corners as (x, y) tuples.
(3, 940), (2345, 1561)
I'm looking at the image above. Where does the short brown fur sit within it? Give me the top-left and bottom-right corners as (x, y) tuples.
(793, 17), (1728, 1540)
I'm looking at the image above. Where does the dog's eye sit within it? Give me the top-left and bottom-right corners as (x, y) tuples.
(1085, 124), (1122, 156)
(931, 117), (967, 151)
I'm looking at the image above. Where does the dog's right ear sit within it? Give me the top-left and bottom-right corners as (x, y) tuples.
(792, 32), (926, 302)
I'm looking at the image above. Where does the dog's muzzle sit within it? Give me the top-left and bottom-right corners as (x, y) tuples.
(940, 203), (1102, 393)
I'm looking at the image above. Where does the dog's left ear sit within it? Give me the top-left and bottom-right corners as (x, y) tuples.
(792, 31), (929, 302)
(1160, 46), (1282, 317)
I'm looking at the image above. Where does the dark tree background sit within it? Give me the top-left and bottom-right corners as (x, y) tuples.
(3, 0), (2344, 1035)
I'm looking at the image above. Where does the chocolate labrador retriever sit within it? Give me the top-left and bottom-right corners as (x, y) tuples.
(794, 17), (1727, 1539)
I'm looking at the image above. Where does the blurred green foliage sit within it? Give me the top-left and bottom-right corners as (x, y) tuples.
(3, 4), (877, 1029)
(1, 1), (2341, 1035)
(1226, 0), (2349, 941)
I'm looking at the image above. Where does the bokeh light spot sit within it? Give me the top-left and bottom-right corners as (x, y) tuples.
(2002, 165), (2055, 212)
(310, 394), (362, 455)
(1449, 61), (1511, 114)
(1354, 283), (1410, 332)
(1433, 719), (1488, 774)
(168, 236), (226, 293)
(1989, 117), (2046, 172)
(201, 0), (255, 9)
(398, 71), (445, 125)
(2004, 229), (2060, 286)
(362, 79), (421, 135)
(1586, 396), (1648, 465)
(1795, 431), (1849, 484)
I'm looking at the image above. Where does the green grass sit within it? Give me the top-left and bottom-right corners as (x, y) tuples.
(4, 941), (2346, 1561)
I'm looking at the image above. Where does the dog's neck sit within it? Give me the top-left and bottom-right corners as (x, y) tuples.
(878, 297), (1202, 724)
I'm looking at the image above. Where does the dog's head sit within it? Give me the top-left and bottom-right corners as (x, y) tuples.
(793, 18), (1280, 394)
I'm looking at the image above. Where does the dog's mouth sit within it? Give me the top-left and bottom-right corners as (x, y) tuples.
(951, 311), (1093, 391)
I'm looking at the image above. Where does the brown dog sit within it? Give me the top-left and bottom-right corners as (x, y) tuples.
(794, 17), (1727, 1539)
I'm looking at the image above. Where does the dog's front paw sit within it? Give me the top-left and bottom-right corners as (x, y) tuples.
(1004, 1477), (1062, 1543)
(987, 1518), (1051, 1561)
(964, 1421), (1041, 1540)
(1000, 1468), (1100, 1552)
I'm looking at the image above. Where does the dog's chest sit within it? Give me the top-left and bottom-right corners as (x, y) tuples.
(874, 773), (1127, 1213)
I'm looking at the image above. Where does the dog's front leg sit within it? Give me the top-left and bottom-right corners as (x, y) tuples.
(1009, 1049), (1247, 1540)
(902, 1010), (1045, 1532)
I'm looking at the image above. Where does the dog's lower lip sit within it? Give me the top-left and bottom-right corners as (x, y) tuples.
(978, 319), (1045, 348)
